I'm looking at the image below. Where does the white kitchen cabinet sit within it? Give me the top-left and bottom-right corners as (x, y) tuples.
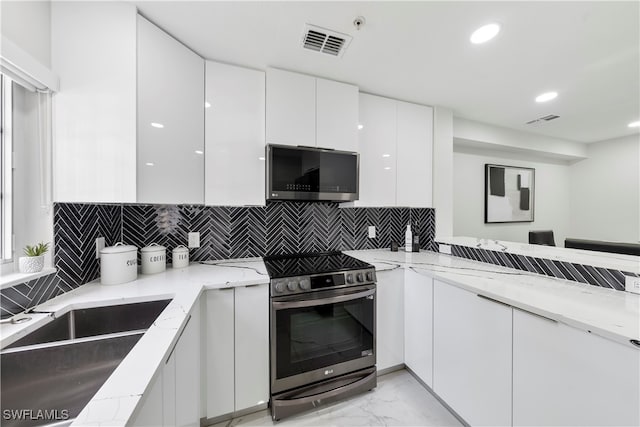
(205, 288), (235, 419)
(266, 68), (358, 151)
(162, 353), (176, 426)
(353, 94), (433, 207)
(396, 101), (433, 207)
(205, 284), (270, 421)
(137, 15), (204, 204)
(129, 372), (164, 426)
(316, 78), (359, 151)
(433, 279), (512, 427)
(376, 269), (404, 371)
(52, 1), (137, 203)
(356, 94), (397, 207)
(513, 308), (640, 427)
(266, 68), (316, 147)
(403, 269), (433, 387)
(205, 61), (265, 206)
(175, 302), (201, 427)
(234, 284), (270, 410)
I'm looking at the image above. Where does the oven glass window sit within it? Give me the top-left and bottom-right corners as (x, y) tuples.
(275, 294), (374, 380)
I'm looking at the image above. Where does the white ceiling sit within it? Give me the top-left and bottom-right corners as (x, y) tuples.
(133, 1), (640, 144)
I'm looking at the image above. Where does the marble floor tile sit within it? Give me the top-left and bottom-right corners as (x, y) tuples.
(212, 369), (462, 427)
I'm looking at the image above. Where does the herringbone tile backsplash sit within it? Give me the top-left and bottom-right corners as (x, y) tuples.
(1, 202), (435, 318)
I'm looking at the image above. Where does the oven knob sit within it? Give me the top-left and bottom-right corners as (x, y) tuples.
(366, 272), (374, 282)
(356, 273), (364, 282)
(299, 278), (311, 290)
(287, 281), (298, 292)
(274, 281), (285, 293)
(346, 274), (354, 284)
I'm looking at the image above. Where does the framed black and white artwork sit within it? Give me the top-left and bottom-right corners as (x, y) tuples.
(484, 164), (535, 223)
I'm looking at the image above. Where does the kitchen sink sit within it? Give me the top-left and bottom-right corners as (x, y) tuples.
(1, 299), (171, 427)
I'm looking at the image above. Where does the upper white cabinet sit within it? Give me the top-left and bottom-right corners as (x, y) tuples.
(316, 78), (359, 151)
(205, 61), (265, 206)
(137, 15), (204, 204)
(396, 101), (433, 207)
(354, 93), (433, 207)
(376, 269), (405, 371)
(513, 309), (640, 427)
(433, 279), (512, 427)
(52, 2), (137, 203)
(266, 68), (358, 151)
(403, 269), (433, 387)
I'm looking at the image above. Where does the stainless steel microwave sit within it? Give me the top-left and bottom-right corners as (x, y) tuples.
(266, 145), (359, 202)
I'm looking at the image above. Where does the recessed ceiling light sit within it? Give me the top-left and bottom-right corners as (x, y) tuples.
(384, 167), (391, 170)
(145, 162), (154, 166)
(470, 23), (500, 44)
(258, 157), (265, 161)
(535, 92), (558, 103)
(357, 124), (364, 130)
(205, 102), (211, 109)
(151, 122), (164, 128)
(628, 121), (640, 128)
(194, 150), (204, 155)
(382, 154), (391, 158)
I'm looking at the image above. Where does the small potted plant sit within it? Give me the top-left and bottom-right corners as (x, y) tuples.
(19, 242), (50, 274)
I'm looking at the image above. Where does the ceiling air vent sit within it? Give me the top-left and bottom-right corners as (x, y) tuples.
(301, 24), (352, 58)
(526, 114), (560, 125)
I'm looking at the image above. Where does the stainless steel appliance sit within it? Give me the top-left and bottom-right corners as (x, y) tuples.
(264, 252), (377, 421)
(266, 144), (359, 202)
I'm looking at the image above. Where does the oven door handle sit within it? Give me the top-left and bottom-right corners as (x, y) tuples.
(272, 288), (375, 310)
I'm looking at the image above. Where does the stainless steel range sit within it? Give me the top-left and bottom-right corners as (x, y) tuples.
(264, 252), (377, 421)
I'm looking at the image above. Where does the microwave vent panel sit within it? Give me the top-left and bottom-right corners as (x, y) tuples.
(302, 24), (352, 57)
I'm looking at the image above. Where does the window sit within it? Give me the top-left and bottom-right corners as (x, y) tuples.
(0, 74), (13, 263)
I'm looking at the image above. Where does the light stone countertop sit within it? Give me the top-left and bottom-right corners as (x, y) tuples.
(1, 251), (638, 426)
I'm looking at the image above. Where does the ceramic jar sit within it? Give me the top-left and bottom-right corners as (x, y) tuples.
(172, 245), (189, 269)
(141, 243), (166, 274)
(100, 243), (138, 285)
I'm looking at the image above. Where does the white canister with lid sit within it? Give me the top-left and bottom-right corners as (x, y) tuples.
(100, 242), (138, 285)
(141, 243), (166, 274)
(172, 245), (189, 269)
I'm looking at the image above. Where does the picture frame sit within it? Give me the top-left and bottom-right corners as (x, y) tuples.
(484, 164), (535, 223)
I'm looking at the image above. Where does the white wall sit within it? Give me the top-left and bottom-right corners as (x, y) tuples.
(569, 135), (640, 243)
(453, 146), (571, 246)
(433, 106), (453, 239)
(12, 84), (54, 268)
(0, 0), (51, 68)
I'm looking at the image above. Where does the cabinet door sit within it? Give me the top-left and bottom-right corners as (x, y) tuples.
(266, 68), (315, 147)
(205, 289), (235, 419)
(316, 78), (358, 151)
(137, 15), (204, 204)
(129, 373), (164, 426)
(235, 284), (270, 411)
(175, 303), (200, 427)
(162, 352), (176, 426)
(513, 309), (640, 427)
(205, 61), (265, 206)
(404, 269), (433, 387)
(356, 94), (397, 207)
(376, 269), (404, 371)
(52, 2), (136, 203)
(396, 102), (433, 207)
(433, 280), (512, 426)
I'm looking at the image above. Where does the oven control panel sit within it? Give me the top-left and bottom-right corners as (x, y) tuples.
(270, 268), (376, 296)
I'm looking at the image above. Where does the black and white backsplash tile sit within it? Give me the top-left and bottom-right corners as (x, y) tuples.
(449, 244), (638, 292)
(1, 202), (435, 318)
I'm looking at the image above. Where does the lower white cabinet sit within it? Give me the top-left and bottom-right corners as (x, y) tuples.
(403, 269), (433, 387)
(513, 308), (640, 427)
(376, 269), (404, 371)
(205, 284), (269, 421)
(433, 279), (512, 427)
(131, 302), (201, 426)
